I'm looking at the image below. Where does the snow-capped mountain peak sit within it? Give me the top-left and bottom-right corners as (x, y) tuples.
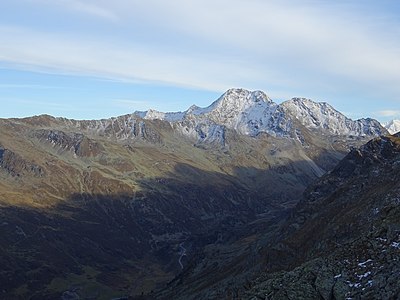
(137, 89), (386, 143)
(200, 88), (282, 135)
(281, 97), (385, 136)
(141, 88), (288, 138)
(211, 88), (273, 109)
(281, 97), (350, 134)
(383, 120), (400, 135)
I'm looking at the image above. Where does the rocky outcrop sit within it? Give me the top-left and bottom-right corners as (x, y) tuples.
(0, 146), (44, 177)
(35, 129), (104, 157)
(60, 115), (163, 144)
(245, 135), (400, 299)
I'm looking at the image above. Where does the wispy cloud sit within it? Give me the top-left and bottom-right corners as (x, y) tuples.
(0, 25), (259, 91)
(0, 83), (59, 89)
(1, 0), (400, 103)
(377, 110), (400, 117)
(32, 0), (119, 21)
(66, 0), (119, 21)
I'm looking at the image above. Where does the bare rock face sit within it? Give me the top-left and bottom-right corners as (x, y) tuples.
(60, 115), (163, 144)
(0, 146), (44, 177)
(35, 129), (104, 157)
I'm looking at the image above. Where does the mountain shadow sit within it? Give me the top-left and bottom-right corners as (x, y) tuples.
(0, 156), (332, 299)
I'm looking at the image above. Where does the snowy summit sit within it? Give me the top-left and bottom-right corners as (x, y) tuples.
(383, 120), (400, 135)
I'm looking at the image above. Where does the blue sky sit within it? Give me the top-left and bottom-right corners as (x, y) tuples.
(0, 0), (399, 122)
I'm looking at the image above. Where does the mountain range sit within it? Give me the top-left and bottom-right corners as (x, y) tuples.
(139, 88), (385, 141)
(0, 88), (396, 299)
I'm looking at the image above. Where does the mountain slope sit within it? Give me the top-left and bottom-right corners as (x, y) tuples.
(246, 134), (400, 299)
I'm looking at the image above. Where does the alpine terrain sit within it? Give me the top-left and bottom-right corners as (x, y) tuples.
(383, 119), (400, 135)
(0, 88), (390, 299)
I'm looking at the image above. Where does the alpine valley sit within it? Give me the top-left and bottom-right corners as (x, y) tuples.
(0, 88), (398, 299)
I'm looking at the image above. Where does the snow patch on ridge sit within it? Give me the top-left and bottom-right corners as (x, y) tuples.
(144, 109), (186, 122)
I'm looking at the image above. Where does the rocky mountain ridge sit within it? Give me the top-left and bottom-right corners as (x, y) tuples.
(282, 97), (384, 136)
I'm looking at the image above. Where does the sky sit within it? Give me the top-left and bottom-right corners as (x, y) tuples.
(0, 0), (399, 122)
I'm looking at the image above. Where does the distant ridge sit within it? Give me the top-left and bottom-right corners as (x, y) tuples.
(383, 119), (400, 134)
